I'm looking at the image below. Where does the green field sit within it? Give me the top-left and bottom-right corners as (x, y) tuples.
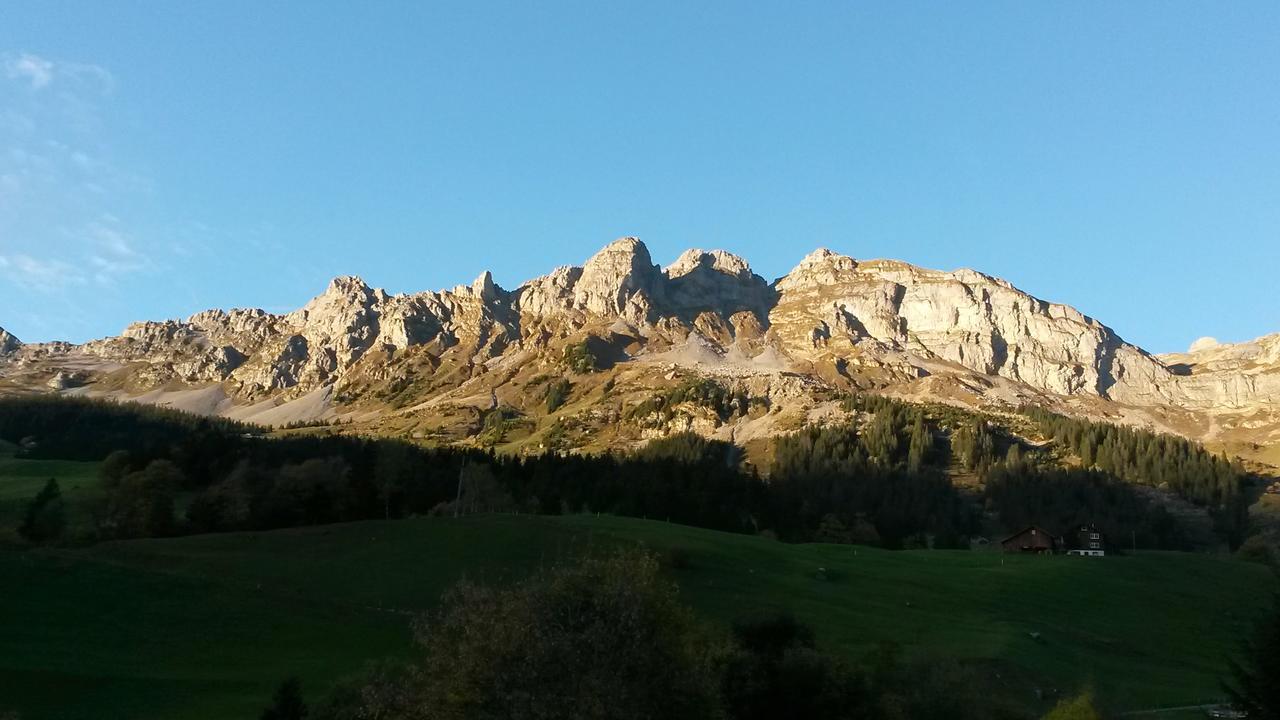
(0, 441), (102, 542)
(0, 511), (1273, 720)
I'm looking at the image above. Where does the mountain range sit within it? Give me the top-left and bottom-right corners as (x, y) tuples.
(1, 237), (1277, 464)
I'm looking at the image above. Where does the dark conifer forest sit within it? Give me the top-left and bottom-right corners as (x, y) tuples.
(0, 395), (1249, 549)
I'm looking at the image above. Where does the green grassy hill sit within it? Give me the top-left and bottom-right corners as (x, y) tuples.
(1, 513), (1272, 720)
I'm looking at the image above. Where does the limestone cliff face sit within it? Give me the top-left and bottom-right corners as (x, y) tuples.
(1160, 334), (1280, 410)
(767, 249), (1178, 406)
(2, 237), (1277, 445)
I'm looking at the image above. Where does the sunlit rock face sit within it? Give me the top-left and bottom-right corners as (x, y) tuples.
(767, 249), (1183, 406)
(3, 236), (1278, 444)
(1160, 333), (1280, 410)
(516, 237), (663, 325)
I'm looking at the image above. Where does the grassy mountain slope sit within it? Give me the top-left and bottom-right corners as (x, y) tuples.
(1, 513), (1271, 720)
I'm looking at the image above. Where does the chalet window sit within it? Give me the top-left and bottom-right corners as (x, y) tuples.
(1090, 533), (1100, 540)
(1089, 542), (1100, 549)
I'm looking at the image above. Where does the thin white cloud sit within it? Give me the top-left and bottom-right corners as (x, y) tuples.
(0, 51), (190, 342)
(86, 218), (154, 284)
(61, 61), (115, 94)
(2, 52), (113, 93)
(0, 253), (86, 291)
(4, 52), (53, 89)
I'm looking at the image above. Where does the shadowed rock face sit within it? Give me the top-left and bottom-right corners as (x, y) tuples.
(663, 249), (777, 325)
(1, 237), (1276, 439)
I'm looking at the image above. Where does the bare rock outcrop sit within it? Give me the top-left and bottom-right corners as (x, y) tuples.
(0, 327), (20, 356)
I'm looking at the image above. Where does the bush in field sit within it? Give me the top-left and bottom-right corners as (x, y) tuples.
(319, 551), (722, 720)
(721, 612), (864, 720)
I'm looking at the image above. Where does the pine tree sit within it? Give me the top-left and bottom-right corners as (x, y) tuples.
(906, 413), (930, 474)
(19, 478), (66, 543)
(862, 409), (901, 467)
(1079, 436), (1095, 468)
(974, 425), (995, 472)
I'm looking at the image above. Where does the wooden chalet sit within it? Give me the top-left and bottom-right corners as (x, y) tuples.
(999, 525), (1058, 554)
(1065, 523), (1105, 557)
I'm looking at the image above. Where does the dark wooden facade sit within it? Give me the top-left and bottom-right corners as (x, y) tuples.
(1069, 524), (1106, 556)
(999, 525), (1057, 554)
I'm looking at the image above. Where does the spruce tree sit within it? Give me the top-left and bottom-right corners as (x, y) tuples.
(906, 414), (930, 474)
(19, 478), (66, 543)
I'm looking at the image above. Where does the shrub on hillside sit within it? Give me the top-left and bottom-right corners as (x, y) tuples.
(544, 378), (571, 413)
(563, 341), (598, 373)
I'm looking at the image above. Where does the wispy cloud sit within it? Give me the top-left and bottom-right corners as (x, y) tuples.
(0, 253), (86, 291)
(4, 52), (53, 89)
(86, 218), (153, 284)
(0, 51), (162, 336)
(2, 51), (113, 93)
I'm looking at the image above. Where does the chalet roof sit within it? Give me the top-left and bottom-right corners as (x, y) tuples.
(999, 525), (1057, 544)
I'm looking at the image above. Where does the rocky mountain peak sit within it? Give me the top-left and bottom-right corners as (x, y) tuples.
(580, 237), (658, 284)
(664, 248), (773, 320)
(0, 327), (21, 355)
(451, 270), (502, 302)
(666, 249), (754, 280)
(775, 248), (859, 291)
(5, 235), (1279, 454)
(472, 270), (499, 300)
(288, 276), (383, 324)
(576, 237), (662, 322)
(515, 237), (663, 322)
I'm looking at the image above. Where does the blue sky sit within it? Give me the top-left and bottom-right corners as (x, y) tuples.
(1, 2), (1277, 352)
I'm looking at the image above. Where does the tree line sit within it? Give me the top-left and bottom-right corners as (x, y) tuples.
(1023, 406), (1250, 547)
(0, 395), (1245, 550)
